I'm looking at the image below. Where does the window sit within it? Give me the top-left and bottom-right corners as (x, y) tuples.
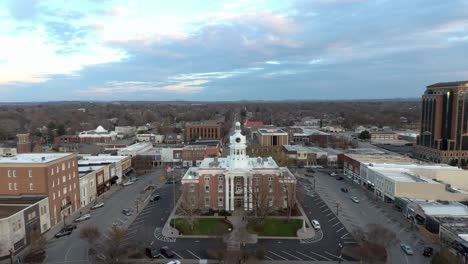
(63, 187), (67, 194)
(12, 170), (16, 177)
(69, 185), (71, 191)
(53, 192), (56, 200)
(52, 180), (55, 187)
(218, 197), (224, 207)
(68, 174), (71, 180)
(218, 175), (223, 182)
(268, 197), (273, 206)
(28, 170), (32, 178)
(62, 176), (66, 183)
(8, 170), (11, 177)
(268, 176), (273, 182)
(72, 161), (75, 167)
(51, 169), (54, 176)
(29, 183), (34, 191)
(189, 185), (195, 192)
(218, 185), (223, 193)
(58, 190), (61, 197)
(205, 185), (210, 192)
(204, 197), (210, 207)
(68, 162), (70, 169)
(254, 176), (259, 182)
(62, 163), (65, 171)
(14, 183), (18, 190)
(73, 183), (76, 189)
(56, 166), (59, 173)
(268, 183), (273, 193)
(73, 172), (75, 178)
(236, 184), (242, 192)
(27, 211), (36, 221)
(8, 183), (12, 190)
(204, 176), (210, 183)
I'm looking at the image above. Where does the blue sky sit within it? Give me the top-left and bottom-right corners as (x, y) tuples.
(0, 0), (467, 101)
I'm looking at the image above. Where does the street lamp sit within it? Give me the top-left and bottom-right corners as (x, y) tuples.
(337, 242), (343, 263)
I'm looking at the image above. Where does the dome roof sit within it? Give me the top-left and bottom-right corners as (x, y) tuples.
(95, 125), (108, 133)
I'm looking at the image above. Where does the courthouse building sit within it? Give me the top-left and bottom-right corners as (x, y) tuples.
(182, 122), (296, 211)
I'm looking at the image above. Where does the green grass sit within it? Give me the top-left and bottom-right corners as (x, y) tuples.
(248, 218), (303, 237)
(171, 218), (232, 236)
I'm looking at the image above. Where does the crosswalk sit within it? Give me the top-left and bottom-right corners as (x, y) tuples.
(264, 249), (348, 261)
(300, 229), (323, 243)
(154, 227), (176, 242)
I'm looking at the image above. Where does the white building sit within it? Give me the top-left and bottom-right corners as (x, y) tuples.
(136, 133), (165, 143)
(117, 142), (153, 157)
(78, 167), (98, 207)
(78, 125), (118, 142)
(114, 126), (136, 136)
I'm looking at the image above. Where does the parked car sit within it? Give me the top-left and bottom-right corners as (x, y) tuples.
(166, 261), (181, 264)
(350, 197), (360, 203)
(122, 208), (132, 216)
(23, 249), (46, 263)
(129, 176), (139, 182)
(63, 224), (77, 232)
(160, 246), (175, 258)
(306, 168), (315, 173)
(145, 246), (160, 258)
(329, 172), (337, 177)
(311, 220), (321, 230)
(340, 187), (348, 193)
(150, 195), (161, 202)
(55, 229), (73, 238)
(423, 246), (433, 257)
(91, 202), (104, 209)
(401, 244), (414, 255)
(75, 213), (91, 222)
(122, 181), (134, 186)
(336, 176), (344, 181)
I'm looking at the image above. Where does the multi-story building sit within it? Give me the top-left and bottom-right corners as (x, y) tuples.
(117, 142), (153, 157)
(254, 128), (289, 147)
(77, 155), (132, 186)
(0, 153), (80, 227)
(114, 126), (136, 136)
(182, 122), (296, 211)
(136, 133), (165, 143)
(415, 81), (468, 166)
(185, 121), (222, 142)
(16, 134), (31, 154)
(0, 196), (50, 257)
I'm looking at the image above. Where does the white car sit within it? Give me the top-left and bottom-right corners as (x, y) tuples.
(166, 261), (181, 264)
(311, 219), (321, 229)
(75, 213), (91, 222)
(91, 202), (104, 209)
(351, 197), (360, 203)
(122, 181), (134, 186)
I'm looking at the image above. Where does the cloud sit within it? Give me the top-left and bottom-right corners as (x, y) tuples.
(265, 61), (281, 65)
(7, 0), (39, 20)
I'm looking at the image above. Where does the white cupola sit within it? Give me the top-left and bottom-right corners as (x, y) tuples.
(228, 122), (249, 168)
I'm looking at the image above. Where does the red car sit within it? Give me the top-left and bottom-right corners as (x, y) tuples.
(160, 246), (175, 258)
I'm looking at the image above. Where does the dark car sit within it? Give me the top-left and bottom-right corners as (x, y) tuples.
(423, 247), (433, 257)
(336, 176), (344, 181)
(306, 168), (315, 173)
(145, 246), (160, 258)
(55, 229), (73, 238)
(150, 195), (161, 202)
(160, 246), (175, 258)
(340, 187), (348, 193)
(63, 224), (77, 232)
(122, 208), (132, 216)
(24, 249), (46, 263)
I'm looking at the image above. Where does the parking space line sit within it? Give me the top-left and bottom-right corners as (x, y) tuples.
(340, 233), (349, 239)
(326, 212), (334, 217)
(309, 251), (332, 261)
(328, 217), (337, 222)
(324, 251), (340, 259)
(139, 210), (153, 216)
(186, 249), (200, 260)
(172, 250), (183, 259)
(343, 241), (356, 244)
(295, 251), (317, 260)
(268, 251), (288, 260)
(332, 221), (341, 226)
(319, 204), (327, 209)
(321, 208), (329, 212)
(264, 255), (274, 260)
(336, 227), (345, 233)
(281, 251), (302, 260)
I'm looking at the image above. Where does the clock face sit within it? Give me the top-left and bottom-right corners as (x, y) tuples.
(235, 137), (241, 143)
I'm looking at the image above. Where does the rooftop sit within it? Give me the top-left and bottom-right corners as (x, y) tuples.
(245, 121), (265, 127)
(118, 142), (152, 153)
(414, 201), (468, 216)
(78, 165), (105, 175)
(0, 205), (29, 218)
(427, 81), (468, 88)
(372, 167), (439, 183)
(435, 216), (468, 237)
(346, 148), (386, 155)
(78, 155), (130, 165)
(0, 153), (73, 164)
(186, 120), (221, 127)
(0, 196), (48, 219)
(290, 126), (330, 136)
(258, 128), (288, 135)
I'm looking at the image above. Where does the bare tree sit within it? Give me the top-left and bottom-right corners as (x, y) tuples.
(178, 184), (198, 231)
(365, 224), (397, 247)
(105, 225), (128, 263)
(80, 226), (101, 248)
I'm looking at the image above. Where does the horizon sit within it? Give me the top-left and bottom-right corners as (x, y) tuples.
(1, 0), (468, 101)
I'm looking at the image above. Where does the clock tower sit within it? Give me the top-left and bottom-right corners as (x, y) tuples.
(228, 122), (249, 168)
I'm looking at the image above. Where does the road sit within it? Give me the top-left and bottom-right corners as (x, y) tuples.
(44, 169), (165, 264)
(306, 169), (432, 264)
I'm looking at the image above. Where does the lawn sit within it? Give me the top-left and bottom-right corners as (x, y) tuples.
(171, 218), (232, 236)
(248, 218), (303, 237)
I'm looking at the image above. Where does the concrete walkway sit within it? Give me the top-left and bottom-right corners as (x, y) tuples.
(223, 216), (257, 251)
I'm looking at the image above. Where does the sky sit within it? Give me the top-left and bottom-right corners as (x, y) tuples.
(0, 0), (468, 102)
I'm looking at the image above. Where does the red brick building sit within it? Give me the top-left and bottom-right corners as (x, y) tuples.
(185, 121), (222, 142)
(182, 122), (296, 211)
(415, 81), (468, 166)
(0, 153), (80, 226)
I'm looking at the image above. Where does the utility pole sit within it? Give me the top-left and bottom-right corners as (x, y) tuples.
(336, 201), (340, 216)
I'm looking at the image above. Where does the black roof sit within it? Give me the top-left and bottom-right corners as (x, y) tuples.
(427, 81), (468, 88)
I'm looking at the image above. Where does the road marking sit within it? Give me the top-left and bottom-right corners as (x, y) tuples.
(326, 212), (334, 217)
(324, 251), (340, 259)
(268, 251), (288, 260)
(308, 251), (332, 261)
(343, 241), (356, 244)
(172, 250), (183, 259)
(320, 204), (327, 209)
(332, 221), (341, 226)
(321, 208), (329, 212)
(186, 249), (201, 260)
(328, 217), (337, 222)
(341, 232), (349, 239)
(64, 245), (74, 261)
(336, 226), (345, 233)
(139, 210), (153, 216)
(281, 251), (302, 260)
(295, 251), (317, 260)
(264, 255), (274, 260)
